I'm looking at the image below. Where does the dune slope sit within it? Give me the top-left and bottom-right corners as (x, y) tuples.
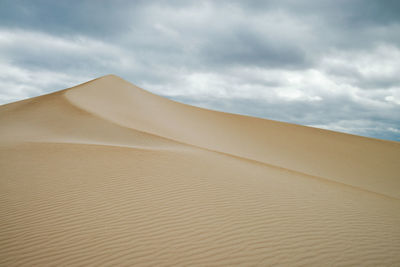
(1, 75), (400, 266)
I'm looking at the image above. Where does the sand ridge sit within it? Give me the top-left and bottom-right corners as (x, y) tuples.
(65, 75), (400, 199)
(1, 75), (400, 266)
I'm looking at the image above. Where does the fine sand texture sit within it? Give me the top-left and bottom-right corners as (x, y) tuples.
(1, 75), (400, 266)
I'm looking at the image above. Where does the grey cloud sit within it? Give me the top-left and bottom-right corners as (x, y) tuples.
(200, 29), (310, 69)
(0, 0), (137, 37)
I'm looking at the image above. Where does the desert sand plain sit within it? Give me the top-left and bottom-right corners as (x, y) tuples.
(1, 75), (400, 266)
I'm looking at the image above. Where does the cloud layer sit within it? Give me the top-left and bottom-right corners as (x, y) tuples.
(1, 0), (399, 140)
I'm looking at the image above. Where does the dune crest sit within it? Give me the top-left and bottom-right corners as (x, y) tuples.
(65, 75), (400, 199)
(1, 75), (400, 266)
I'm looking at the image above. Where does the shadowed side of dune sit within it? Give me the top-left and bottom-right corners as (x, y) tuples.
(64, 75), (400, 198)
(0, 84), (187, 151)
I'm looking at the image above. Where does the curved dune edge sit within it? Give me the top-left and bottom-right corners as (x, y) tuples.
(1, 74), (400, 266)
(65, 75), (400, 199)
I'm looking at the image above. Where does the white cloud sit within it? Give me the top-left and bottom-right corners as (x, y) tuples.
(321, 44), (400, 89)
(385, 95), (400, 105)
(0, 62), (91, 104)
(388, 127), (400, 133)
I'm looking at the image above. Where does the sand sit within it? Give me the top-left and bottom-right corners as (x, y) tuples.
(1, 74), (399, 266)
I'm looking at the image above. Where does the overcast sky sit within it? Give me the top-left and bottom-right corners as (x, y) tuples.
(1, 0), (399, 141)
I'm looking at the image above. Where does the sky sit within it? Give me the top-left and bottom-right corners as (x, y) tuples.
(0, 0), (399, 141)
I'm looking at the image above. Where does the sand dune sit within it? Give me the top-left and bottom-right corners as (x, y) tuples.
(1, 75), (399, 266)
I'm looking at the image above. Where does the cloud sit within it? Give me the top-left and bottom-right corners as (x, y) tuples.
(0, 0), (399, 141)
(0, 62), (90, 103)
